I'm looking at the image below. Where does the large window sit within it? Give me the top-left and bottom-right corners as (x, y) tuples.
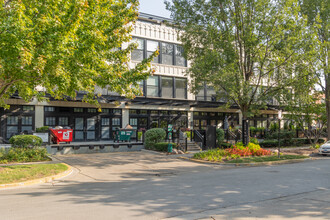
(147, 76), (159, 97)
(161, 43), (174, 65)
(131, 38), (186, 67)
(161, 77), (173, 98)
(147, 40), (159, 63)
(131, 38), (144, 61)
(175, 78), (187, 99)
(175, 45), (186, 66)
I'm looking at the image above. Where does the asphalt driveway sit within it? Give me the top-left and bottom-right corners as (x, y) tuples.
(0, 151), (329, 220)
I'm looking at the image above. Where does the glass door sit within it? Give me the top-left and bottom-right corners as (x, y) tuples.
(86, 118), (96, 140)
(101, 117), (110, 140)
(74, 117), (84, 141)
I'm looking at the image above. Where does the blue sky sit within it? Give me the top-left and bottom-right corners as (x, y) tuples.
(139, 0), (171, 18)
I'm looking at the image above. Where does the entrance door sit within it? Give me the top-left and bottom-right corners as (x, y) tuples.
(100, 117), (111, 140)
(74, 117), (98, 141)
(86, 118), (96, 140)
(74, 117), (84, 141)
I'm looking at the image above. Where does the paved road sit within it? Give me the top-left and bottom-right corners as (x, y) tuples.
(0, 152), (329, 220)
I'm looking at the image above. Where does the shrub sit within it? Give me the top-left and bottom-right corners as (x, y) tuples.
(153, 142), (177, 152)
(265, 130), (295, 140)
(36, 126), (49, 133)
(247, 143), (261, 153)
(9, 135), (43, 148)
(0, 147), (49, 163)
(250, 137), (259, 144)
(221, 142), (233, 148)
(216, 128), (225, 144)
(144, 128), (166, 148)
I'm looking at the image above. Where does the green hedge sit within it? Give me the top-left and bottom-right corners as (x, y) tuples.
(9, 135), (43, 148)
(0, 147), (49, 164)
(144, 128), (166, 148)
(36, 126), (49, 133)
(260, 138), (326, 148)
(265, 130), (295, 140)
(216, 128), (225, 144)
(152, 142), (177, 152)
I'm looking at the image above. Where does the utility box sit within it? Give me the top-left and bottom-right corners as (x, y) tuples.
(206, 125), (216, 150)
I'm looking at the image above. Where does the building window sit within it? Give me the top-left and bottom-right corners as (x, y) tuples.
(175, 78), (187, 99)
(59, 117), (69, 126)
(21, 116), (33, 132)
(45, 106), (55, 112)
(102, 109), (110, 113)
(45, 117), (56, 126)
(113, 109), (121, 114)
(140, 110), (147, 114)
(147, 40), (159, 63)
(129, 110), (137, 114)
(161, 76), (173, 98)
(175, 45), (186, 66)
(161, 43), (173, 65)
(147, 76), (159, 97)
(131, 38), (144, 61)
(7, 116), (18, 125)
(74, 108), (83, 113)
(206, 85), (216, 101)
(88, 108), (97, 113)
(130, 118), (138, 126)
(23, 106), (34, 111)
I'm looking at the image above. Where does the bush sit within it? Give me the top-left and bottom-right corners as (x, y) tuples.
(9, 135), (43, 148)
(153, 142), (177, 152)
(0, 147), (49, 163)
(221, 142), (233, 148)
(250, 137), (259, 144)
(216, 128), (225, 144)
(265, 130), (294, 140)
(144, 128), (166, 148)
(36, 126), (49, 133)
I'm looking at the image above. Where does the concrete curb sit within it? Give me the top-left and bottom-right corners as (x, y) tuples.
(0, 163), (73, 189)
(179, 157), (314, 167)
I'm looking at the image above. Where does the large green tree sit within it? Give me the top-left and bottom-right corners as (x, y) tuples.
(166, 0), (315, 144)
(300, 0), (329, 138)
(0, 0), (155, 107)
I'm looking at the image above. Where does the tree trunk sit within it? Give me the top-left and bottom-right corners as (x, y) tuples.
(242, 109), (249, 145)
(326, 78), (330, 141)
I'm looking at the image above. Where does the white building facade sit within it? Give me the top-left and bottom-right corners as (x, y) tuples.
(0, 13), (280, 142)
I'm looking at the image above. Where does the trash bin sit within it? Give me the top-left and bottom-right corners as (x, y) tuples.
(114, 129), (135, 142)
(50, 128), (73, 144)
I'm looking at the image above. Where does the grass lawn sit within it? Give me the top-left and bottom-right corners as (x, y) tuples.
(0, 163), (68, 184)
(226, 155), (309, 164)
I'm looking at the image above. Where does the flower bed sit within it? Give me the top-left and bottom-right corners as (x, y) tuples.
(193, 143), (272, 162)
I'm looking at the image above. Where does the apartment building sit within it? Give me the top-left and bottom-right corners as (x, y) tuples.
(0, 13), (280, 142)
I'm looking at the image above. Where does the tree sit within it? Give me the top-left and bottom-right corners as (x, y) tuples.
(299, 0), (329, 138)
(285, 91), (326, 146)
(166, 0), (314, 144)
(0, 0), (155, 107)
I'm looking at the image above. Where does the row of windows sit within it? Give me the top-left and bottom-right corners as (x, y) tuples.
(6, 116), (33, 138)
(129, 109), (188, 115)
(44, 107), (121, 114)
(132, 37), (187, 67)
(139, 75), (187, 99)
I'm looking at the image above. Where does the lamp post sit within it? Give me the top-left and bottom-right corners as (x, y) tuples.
(278, 110), (283, 158)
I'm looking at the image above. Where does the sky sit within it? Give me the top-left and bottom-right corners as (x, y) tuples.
(139, 0), (171, 18)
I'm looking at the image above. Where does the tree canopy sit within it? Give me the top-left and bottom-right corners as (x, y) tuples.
(166, 0), (315, 118)
(0, 0), (155, 107)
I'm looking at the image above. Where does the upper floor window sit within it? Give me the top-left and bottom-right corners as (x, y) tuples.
(131, 37), (187, 67)
(147, 40), (159, 63)
(131, 38), (144, 61)
(175, 45), (186, 66)
(161, 43), (174, 65)
(161, 77), (173, 98)
(147, 76), (159, 97)
(175, 78), (187, 99)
